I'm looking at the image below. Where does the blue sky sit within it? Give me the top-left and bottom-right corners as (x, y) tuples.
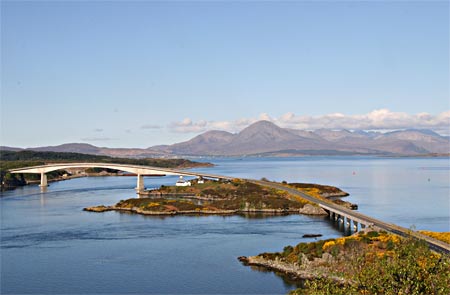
(1, 1), (449, 148)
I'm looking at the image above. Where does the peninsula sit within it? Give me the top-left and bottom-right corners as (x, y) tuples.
(239, 230), (450, 294)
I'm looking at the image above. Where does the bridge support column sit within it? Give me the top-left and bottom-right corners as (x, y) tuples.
(136, 174), (145, 193)
(353, 221), (358, 232)
(349, 218), (354, 232)
(39, 173), (48, 187)
(338, 215), (344, 232)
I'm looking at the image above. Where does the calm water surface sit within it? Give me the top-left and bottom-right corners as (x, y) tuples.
(1, 157), (449, 294)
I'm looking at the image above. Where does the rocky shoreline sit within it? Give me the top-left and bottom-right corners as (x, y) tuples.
(320, 191), (349, 198)
(84, 203), (328, 216)
(237, 255), (347, 283)
(330, 198), (358, 210)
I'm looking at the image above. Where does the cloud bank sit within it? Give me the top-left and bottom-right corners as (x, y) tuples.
(169, 109), (450, 135)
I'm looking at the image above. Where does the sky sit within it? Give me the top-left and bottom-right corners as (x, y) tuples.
(1, 0), (449, 148)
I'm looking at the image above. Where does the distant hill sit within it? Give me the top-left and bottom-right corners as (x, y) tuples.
(1, 143), (165, 158)
(0, 146), (23, 152)
(0, 150), (211, 167)
(2, 120), (449, 157)
(30, 143), (103, 154)
(166, 130), (235, 155)
(148, 121), (449, 156)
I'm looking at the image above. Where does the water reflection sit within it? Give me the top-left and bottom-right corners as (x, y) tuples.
(246, 264), (304, 289)
(40, 192), (46, 206)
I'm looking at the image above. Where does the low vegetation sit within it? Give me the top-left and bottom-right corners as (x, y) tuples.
(287, 183), (349, 198)
(157, 179), (308, 204)
(88, 179), (313, 214)
(242, 231), (450, 295)
(86, 178), (359, 216)
(279, 181), (356, 209)
(419, 230), (450, 244)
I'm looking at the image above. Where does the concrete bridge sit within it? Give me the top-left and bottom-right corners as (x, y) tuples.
(8, 162), (232, 193)
(9, 163), (450, 254)
(252, 180), (450, 254)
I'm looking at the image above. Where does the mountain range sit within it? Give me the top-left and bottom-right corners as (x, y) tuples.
(2, 121), (449, 157)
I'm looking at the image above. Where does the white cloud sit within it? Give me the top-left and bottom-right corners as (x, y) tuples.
(258, 113), (273, 121)
(141, 124), (163, 130)
(168, 109), (450, 135)
(168, 118), (206, 133)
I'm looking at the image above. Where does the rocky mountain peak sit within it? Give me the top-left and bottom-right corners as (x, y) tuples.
(236, 120), (299, 142)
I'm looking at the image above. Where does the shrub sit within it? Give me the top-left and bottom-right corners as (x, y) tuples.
(283, 245), (294, 256)
(366, 231), (379, 238)
(322, 241), (335, 251)
(330, 246), (340, 257)
(298, 236), (450, 294)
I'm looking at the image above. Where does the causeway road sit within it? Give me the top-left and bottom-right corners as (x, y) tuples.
(251, 180), (450, 255)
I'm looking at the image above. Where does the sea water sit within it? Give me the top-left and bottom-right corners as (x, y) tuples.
(1, 157), (448, 294)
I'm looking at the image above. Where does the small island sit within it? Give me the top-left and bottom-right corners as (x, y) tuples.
(84, 178), (355, 216)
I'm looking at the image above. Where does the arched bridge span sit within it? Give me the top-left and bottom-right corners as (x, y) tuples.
(9, 162), (231, 192)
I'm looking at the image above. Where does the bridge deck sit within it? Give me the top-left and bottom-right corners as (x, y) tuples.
(9, 162), (233, 180)
(252, 180), (450, 254)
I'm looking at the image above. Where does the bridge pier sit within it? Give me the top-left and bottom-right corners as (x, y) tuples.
(330, 212), (335, 221)
(346, 218), (352, 233)
(325, 208), (365, 234)
(39, 173), (48, 187)
(346, 218), (351, 228)
(353, 221), (359, 232)
(136, 174), (145, 193)
(338, 217), (344, 232)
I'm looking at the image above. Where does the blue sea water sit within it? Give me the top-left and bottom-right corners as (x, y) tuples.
(1, 157), (449, 294)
